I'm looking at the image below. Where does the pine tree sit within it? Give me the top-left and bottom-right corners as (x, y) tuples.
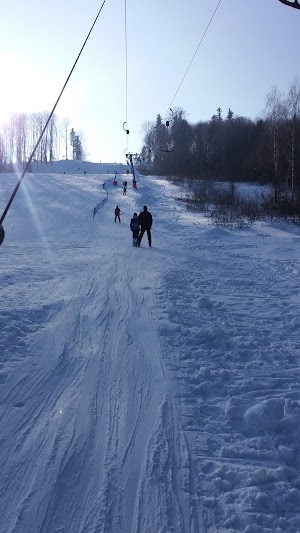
(69, 128), (83, 160)
(226, 108), (234, 121)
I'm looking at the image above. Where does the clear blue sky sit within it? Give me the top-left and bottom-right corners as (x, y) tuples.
(0, 0), (299, 162)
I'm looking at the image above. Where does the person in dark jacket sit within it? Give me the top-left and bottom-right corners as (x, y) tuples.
(138, 206), (152, 247)
(115, 205), (121, 222)
(130, 213), (140, 246)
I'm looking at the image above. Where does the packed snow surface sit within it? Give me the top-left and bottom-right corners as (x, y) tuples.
(1, 165), (300, 533)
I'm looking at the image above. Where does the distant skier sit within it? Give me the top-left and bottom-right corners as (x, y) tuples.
(130, 213), (140, 246)
(138, 206), (152, 247)
(115, 205), (121, 223)
(123, 181), (127, 195)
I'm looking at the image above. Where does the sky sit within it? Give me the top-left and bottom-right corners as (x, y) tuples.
(0, 0), (300, 162)
(1, 164), (300, 531)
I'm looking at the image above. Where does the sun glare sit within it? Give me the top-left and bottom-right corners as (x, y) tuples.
(0, 50), (63, 127)
(20, 178), (55, 264)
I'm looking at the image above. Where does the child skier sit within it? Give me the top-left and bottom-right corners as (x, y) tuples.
(130, 213), (140, 246)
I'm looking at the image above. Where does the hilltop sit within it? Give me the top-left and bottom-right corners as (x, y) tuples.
(30, 159), (129, 175)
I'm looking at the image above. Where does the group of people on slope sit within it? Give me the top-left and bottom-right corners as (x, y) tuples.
(130, 206), (152, 247)
(114, 205), (153, 247)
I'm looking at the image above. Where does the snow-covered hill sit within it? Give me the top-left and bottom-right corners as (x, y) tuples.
(29, 160), (129, 175)
(1, 170), (300, 532)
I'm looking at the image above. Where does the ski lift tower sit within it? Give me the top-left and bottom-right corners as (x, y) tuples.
(126, 152), (137, 189)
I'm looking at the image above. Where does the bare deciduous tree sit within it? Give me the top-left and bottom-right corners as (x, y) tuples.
(0, 112), (86, 170)
(141, 121), (154, 165)
(61, 117), (70, 160)
(265, 87), (287, 203)
(287, 79), (300, 197)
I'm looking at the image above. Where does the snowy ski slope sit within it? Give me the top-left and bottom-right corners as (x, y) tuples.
(0, 168), (300, 532)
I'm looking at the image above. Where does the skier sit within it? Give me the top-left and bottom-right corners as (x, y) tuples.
(115, 205), (121, 223)
(138, 206), (152, 247)
(123, 181), (127, 195)
(130, 213), (140, 246)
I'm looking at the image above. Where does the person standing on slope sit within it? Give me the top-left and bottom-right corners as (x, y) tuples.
(138, 206), (152, 247)
(130, 212), (140, 246)
(115, 205), (121, 223)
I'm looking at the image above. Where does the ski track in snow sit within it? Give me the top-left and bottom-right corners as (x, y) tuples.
(0, 170), (300, 532)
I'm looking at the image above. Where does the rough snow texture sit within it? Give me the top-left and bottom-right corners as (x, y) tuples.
(0, 165), (300, 532)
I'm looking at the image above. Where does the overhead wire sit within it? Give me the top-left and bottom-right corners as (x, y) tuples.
(124, 0), (129, 153)
(123, 1), (137, 183)
(0, 0), (108, 228)
(124, 0), (131, 156)
(165, 0), (223, 118)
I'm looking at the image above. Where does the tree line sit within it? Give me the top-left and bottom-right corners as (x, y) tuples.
(0, 112), (86, 172)
(140, 80), (300, 206)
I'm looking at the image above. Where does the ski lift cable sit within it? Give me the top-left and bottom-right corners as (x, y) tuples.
(165, 0), (223, 119)
(0, 0), (108, 227)
(124, 0), (129, 153)
(123, 0), (134, 158)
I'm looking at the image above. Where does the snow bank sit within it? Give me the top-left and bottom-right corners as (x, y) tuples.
(244, 398), (285, 432)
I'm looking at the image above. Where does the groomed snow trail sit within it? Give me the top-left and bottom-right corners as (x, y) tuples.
(1, 171), (300, 532)
(0, 173), (192, 533)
